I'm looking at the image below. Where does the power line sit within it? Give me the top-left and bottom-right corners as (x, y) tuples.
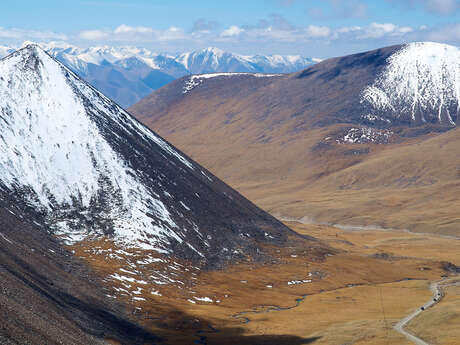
(378, 285), (391, 345)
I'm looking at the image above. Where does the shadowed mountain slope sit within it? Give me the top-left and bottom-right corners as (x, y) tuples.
(0, 205), (161, 345)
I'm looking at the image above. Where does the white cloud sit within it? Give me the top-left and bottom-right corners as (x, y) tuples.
(221, 25), (245, 37)
(358, 22), (414, 39)
(77, 25), (186, 42)
(0, 27), (67, 41)
(399, 26), (414, 34)
(337, 26), (362, 33)
(157, 26), (186, 41)
(2, 18), (454, 57)
(114, 24), (153, 34)
(305, 25), (331, 38)
(79, 29), (109, 40)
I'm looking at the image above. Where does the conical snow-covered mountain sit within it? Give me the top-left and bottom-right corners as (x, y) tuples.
(0, 45), (296, 266)
(0, 43), (318, 107)
(360, 42), (460, 126)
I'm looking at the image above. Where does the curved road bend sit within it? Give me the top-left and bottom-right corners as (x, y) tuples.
(394, 278), (459, 345)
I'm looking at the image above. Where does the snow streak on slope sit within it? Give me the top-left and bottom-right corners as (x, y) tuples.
(0, 46), (191, 252)
(361, 42), (460, 125)
(182, 72), (282, 94)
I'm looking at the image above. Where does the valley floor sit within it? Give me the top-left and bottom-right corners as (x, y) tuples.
(72, 222), (460, 345)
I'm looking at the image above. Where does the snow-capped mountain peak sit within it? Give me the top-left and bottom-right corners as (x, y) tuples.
(361, 42), (460, 126)
(0, 45), (292, 265)
(202, 46), (225, 56)
(0, 45), (186, 250)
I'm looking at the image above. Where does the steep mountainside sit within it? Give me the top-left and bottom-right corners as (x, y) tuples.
(0, 45), (301, 269)
(0, 45), (323, 345)
(130, 42), (460, 235)
(0, 206), (159, 345)
(0, 43), (318, 107)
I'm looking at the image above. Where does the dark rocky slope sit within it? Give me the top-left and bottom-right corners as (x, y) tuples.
(0, 206), (159, 345)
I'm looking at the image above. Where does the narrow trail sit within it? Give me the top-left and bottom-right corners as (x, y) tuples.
(394, 277), (459, 345)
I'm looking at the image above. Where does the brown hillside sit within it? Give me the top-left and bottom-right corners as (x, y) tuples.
(129, 45), (460, 236)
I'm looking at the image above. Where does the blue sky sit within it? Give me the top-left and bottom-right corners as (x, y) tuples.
(0, 0), (459, 57)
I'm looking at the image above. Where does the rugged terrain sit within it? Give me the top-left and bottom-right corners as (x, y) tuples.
(0, 44), (304, 266)
(130, 42), (460, 236)
(0, 206), (160, 345)
(2, 42), (460, 345)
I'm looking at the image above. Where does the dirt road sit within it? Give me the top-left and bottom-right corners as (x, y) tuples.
(394, 277), (459, 345)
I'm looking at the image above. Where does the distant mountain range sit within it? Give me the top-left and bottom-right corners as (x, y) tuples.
(0, 43), (319, 107)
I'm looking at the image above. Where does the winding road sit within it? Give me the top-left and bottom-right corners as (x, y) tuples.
(394, 277), (459, 345)
(281, 215), (460, 344)
(393, 280), (443, 345)
(193, 277), (458, 345)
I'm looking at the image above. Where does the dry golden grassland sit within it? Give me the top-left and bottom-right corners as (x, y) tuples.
(71, 222), (459, 344)
(133, 89), (460, 237)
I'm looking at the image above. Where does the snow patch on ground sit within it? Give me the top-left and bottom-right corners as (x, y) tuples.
(287, 279), (312, 285)
(0, 232), (12, 244)
(194, 296), (213, 303)
(361, 114), (392, 124)
(337, 127), (393, 144)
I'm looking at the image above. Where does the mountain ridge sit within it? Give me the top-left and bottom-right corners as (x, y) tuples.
(0, 42), (319, 107)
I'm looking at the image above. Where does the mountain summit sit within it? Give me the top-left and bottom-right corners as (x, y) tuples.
(0, 45), (298, 267)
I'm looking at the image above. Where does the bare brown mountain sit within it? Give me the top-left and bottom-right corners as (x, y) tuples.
(130, 42), (460, 236)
